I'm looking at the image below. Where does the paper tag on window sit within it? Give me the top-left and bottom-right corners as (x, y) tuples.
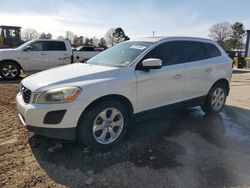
(130, 45), (146, 50)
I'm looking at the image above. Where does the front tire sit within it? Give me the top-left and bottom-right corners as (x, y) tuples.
(0, 62), (21, 80)
(77, 100), (130, 150)
(201, 83), (227, 114)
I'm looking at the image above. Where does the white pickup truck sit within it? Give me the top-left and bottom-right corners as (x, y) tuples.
(0, 39), (100, 79)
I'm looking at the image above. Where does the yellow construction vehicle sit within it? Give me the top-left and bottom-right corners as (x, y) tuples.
(0, 25), (23, 48)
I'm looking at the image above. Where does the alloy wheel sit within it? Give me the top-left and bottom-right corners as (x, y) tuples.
(92, 107), (124, 144)
(2, 65), (18, 78)
(211, 87), (225, 111)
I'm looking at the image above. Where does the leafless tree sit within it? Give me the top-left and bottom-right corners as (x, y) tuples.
(92, 37), (99, 47)
(65, 31), (74, 44)
(21, 28), (39, 41)
(208, 22), (232, 45)
(78, 36), (84, 46)
(105, 28), (115, 47)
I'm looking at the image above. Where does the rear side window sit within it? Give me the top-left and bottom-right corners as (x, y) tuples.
(143, 41), (181, 66)
(202, 42), (221, 58)
(181, 41), (206, 63)
(46, 41), (66, 51)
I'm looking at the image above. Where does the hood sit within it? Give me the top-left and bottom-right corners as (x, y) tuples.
(21, 63), (120, 92)
(0, 48), (16, 52)
(0, 48), (19, 59)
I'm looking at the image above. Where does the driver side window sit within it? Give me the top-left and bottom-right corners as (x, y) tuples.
(30, 42), (45, 51)
(138, 41), (181, 69)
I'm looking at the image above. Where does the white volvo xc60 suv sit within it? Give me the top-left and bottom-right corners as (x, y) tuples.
(16, 37), (232, 150)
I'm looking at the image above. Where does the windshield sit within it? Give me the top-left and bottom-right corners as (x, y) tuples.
(87, 41), (153, 67)
(15, 41), (32, 50)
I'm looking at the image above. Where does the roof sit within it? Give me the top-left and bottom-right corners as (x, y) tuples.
(0, 25), (21, 29)
(134, 36), (214, 43)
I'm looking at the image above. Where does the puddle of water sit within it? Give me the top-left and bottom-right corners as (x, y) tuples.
(221, 110), (250, 142)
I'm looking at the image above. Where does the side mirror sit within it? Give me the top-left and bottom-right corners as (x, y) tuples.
(23, 46), (32, 52)
(141, 58), (162, 70)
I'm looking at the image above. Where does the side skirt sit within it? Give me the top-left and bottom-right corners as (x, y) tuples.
(134, 96), (206, 121)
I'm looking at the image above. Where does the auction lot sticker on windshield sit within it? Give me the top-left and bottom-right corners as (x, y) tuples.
(130, 45), (146, 50)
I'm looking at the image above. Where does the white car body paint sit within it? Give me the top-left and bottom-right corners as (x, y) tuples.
(16, 37), (232, 139)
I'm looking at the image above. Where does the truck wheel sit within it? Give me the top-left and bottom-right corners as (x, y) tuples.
(77, 100), (130, 150)
(0, 62), (21, 80)
(201, 83), (227, 114)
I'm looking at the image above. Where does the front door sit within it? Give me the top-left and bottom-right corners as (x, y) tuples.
(135, 41), (185, 113)
(21, 41), (50, 71)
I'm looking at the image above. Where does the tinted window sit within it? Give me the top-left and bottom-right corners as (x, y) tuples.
(143, 41), (181, 66)
(203, 42), (221, 58)
(80, 47), (95, 51)
(181, 41), (206, 62)
(30, 41), (45, 51)
(46, 41), (66, 51)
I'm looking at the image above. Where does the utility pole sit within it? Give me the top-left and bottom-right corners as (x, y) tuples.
(245, 30), (250, 58)
(152, 31), (155, 37)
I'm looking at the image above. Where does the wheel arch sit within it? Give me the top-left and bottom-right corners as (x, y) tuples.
(0, 59), (23, 71)
(78, 94), (134, 124)
(210, 78), (230, 96)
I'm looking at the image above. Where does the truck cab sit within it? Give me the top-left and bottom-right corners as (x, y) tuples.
(0, 26), (23, 49)
(0, 39), (73, 79)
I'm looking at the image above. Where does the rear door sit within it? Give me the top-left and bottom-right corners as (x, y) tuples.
(135, 41), (185, 112)
(20, 41), (50, 71)
(45, 41), (72, 68)
(181, 41), (211, 100)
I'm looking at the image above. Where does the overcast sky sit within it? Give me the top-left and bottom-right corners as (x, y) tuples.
(0, 0), (249, 39)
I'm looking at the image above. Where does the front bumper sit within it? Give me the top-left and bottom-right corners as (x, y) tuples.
(16, 92), (87, 140)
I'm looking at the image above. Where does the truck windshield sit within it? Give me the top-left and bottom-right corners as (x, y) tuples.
(15, 41), (32, 50)
(87, 41), (153, 67)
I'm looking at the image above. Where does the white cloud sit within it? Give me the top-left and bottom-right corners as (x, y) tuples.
(0, 0), (249, 40)
(0, 12), (108, 38)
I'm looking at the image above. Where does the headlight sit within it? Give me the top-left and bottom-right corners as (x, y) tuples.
(37, 86), (81, 104)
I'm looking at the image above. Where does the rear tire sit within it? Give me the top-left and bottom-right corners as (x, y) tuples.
(76, 100), (130, 150)
(0, 62), (21, 80)
(201, 83), (227, 114)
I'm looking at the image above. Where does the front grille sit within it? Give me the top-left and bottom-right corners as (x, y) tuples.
(21, 84), (31, 103)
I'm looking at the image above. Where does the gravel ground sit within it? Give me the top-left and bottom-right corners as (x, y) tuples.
(0, 69), (250, 188)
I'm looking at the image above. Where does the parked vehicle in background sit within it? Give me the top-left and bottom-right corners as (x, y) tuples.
(74, 46), (101, 63)
(0, 25), (23, 49)
(227, 50), (246, 68)
(0, 39), (100, 79)
(16, 37), (232, 150)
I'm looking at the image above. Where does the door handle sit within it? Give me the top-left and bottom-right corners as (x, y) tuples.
(40, 53), (47, 56)
(205, 68), (213, 73)
(173, 74), (182, 80)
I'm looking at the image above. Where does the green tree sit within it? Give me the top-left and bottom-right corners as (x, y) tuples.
(113, 27), (130, 45)
(98, 38), (107, 48)
(84, 38), (94, 46)
(228, 22), (246, 50)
